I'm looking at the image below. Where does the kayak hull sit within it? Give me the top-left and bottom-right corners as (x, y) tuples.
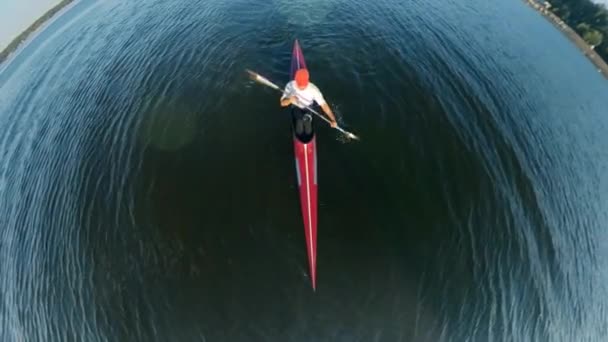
(293, 135), (318, 290)
(290, 39), (318, 290)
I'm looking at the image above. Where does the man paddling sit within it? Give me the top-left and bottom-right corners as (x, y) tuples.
(280, 68), (338, 137)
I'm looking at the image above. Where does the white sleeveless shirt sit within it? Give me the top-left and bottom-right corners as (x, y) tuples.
(281, 81), (327, 108)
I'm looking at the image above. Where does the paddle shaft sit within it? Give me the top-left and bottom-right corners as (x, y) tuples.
(286, 93), (356, 137)
(247, 70), (357, 138)
(273, 84), (335, 125)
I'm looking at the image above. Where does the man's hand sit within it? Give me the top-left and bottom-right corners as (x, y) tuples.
(281, 95), (294, 107)
(330, 120), (338, 128)
(281, 95), (300, 107)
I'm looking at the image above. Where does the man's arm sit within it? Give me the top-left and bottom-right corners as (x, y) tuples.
(312, 85), (337, 127)
(320, 103), (338, 127)
(280, 82), (295, 107)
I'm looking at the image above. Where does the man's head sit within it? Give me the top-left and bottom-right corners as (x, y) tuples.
(295, 68), (309, 89)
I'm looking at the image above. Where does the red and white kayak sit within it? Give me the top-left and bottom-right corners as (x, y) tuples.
(291, 40), (318, 290)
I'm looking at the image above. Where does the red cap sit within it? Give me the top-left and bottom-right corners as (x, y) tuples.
(295, 69), (309, 88)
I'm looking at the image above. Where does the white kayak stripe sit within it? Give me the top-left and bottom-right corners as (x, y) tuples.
(296, 45), (301, 69)
(295, 158), (301, 186)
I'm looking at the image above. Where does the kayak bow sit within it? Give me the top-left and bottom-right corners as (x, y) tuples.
(291, 40), (318, 290)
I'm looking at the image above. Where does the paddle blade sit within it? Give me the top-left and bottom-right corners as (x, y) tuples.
(335, 126), (360, 141)
(347, 132), (360, 141)
(245, 69), (281, 91)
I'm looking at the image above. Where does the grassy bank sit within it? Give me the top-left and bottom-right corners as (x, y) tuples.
(0, 0), (75, 64)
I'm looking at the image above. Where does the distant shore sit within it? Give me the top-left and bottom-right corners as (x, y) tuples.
(0, 0), (75, 65)
(524, 0), (608, 79)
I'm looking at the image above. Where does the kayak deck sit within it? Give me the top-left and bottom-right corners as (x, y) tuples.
(293, 134), (318, 290)
(290, 39), (318, 290)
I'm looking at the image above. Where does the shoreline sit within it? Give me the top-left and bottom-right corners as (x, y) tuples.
(2, 0), (607, 79)
(523, 0), (608, 79)
(0, 0), (75, 65)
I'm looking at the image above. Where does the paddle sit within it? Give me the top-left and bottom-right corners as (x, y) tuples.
(246, 69), (360, 141)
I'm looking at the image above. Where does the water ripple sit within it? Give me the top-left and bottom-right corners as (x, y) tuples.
(1, 0), (608, 340)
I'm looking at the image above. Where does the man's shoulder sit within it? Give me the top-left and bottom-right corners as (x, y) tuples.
(283, 81), (297, 95)
(308, 82), (322, 92)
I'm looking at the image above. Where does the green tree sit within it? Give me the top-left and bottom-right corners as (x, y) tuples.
(583, 29), (603, 46)
(577, 22), (591, 34)
(553, 6), (571, 21)
(594, 8), (608, 26)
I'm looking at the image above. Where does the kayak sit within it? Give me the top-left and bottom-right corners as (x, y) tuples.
(290, 40), (318, 290)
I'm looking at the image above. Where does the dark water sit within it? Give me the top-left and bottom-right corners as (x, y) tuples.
(2, 0), (608, 340)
